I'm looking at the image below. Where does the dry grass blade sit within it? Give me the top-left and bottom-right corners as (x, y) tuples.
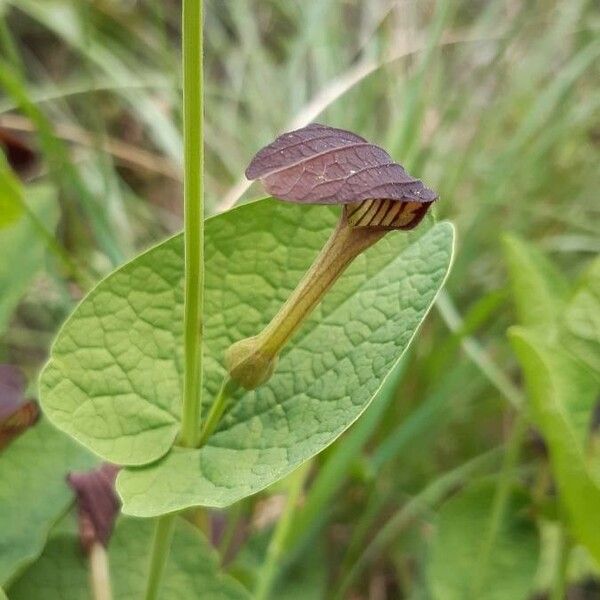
(0, 114), (181, 181)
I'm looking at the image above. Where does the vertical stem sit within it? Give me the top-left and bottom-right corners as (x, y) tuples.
(89, 543), (112, 600)
(143, 4), (203, 598)
(180, 0), (205, 447)
(144, 514), (177, 600)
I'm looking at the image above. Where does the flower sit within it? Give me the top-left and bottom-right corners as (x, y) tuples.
(226, 124), (439, 390)
(246, 123), (437, 230)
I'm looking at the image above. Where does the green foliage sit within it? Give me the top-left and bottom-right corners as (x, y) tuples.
(288, 358), (409, 545)
(275, 547), (327, 600)
(40, 230), (184, 465)
(509, 330), (600, 562)
(0, 184), (58, 336)
(8, 516), (250, 599)
(0, 419), (95, 587)
(1, 0), (598, 596)
(562, 257), (600, 379)
(505, 236), (600, 564)
(0, 155), (24, 228)
(231, 526), (328, 600)
(117, 216), (451, 516)
(40, 199), (453, 514)
(502, 235), (569, 329)
(426, 480), (539, 600)
(9, 0), (183, 168)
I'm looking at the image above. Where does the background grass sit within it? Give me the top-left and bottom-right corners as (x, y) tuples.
(0, 1), (598, 598)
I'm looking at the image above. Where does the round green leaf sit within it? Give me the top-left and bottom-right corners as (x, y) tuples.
(40, 199), (453, 511)
(118, 212), (453, 515)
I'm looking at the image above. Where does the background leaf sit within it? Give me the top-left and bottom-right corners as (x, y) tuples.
(426, 480), (539, 600)
(0, 418), (96, 586)
(504, 237), (600, 563)
(0, 185), (58, 336)
(502, 234), (569, 329)
(7, 516), (250, 599)
(0, 154), (24, 228)
(509, 328), (600, 563)
(561, 257), (600, 379)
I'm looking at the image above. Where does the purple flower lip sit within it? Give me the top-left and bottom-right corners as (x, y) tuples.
(245, 123), (438, 231)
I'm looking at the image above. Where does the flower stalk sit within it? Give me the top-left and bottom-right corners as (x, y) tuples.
(89, 543), (112, 600)
(198, 377), (238, 444)
(225, 214), (386, 390)
(222, 123), (438, 393)
(67, 464), (120, 600)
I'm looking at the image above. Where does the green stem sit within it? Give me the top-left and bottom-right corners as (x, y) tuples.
(180, 0), (205, 448)
(143, 4), (203, 598)
(257, 218), (384, 356)
(225, 216), (385, 389)
(255, 469), (307, 600)
(143, 515), (177, 600)
(198, 377), (238, 446)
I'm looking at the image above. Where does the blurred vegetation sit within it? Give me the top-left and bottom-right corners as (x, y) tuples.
(0, 0), (599, 598)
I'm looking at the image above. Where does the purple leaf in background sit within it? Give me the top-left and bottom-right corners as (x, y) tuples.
(0, 128), (37, 179)
(68, 463), (120, 551)
(0, 364), (39, 450)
